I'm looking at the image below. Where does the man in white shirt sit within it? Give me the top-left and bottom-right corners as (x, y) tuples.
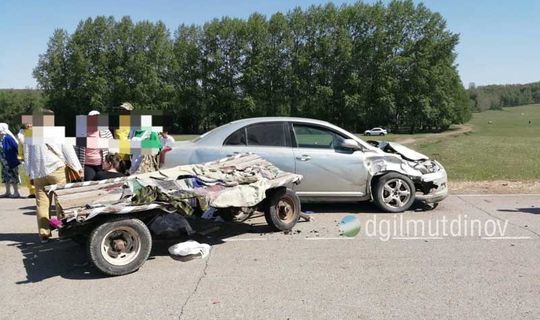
(159, 131), (175, 166)
(24, 110), (82, 242)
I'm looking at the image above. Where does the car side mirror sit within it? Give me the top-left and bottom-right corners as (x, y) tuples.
(341, 139), (362, 151)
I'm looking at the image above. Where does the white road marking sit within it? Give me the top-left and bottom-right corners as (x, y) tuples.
(453, 194), (540, 197)
(392, 237), (444, 240)
(223, 238), (268, 242)
(224, 237), (356, 242)
(305, 237), (356, 240)
(481, 236), (532, 240)
(222, 235), (536, 242)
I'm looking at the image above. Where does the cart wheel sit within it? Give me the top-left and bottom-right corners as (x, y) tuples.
(264, 188), (300, 231)
(87, 216), (152, 276)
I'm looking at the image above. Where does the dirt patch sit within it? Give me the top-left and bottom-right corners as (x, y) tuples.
(450, 180), (540, 194)
(396, 124), (473, 145)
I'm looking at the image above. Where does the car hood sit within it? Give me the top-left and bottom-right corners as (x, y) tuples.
(367, 141), (429, 161)
(386, 142), (429, 161)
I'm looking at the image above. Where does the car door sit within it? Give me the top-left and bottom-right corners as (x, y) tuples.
(291, 123), (369, 197)
(221, 121), (295, 173)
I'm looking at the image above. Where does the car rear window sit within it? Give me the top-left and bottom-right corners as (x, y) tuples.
(247, 123), (287, 147)
(223, 128), (247, 146)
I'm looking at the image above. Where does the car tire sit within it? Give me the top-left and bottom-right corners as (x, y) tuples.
(264, 188), (300, 231)
(87, 216), (152, 276)
(366, 132), (371, 136)
(373, 173), (415, 213)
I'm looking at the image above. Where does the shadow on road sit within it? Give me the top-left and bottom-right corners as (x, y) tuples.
(0, 222), (277, 283)
(498, 208), (540, 215)
(3, 200), (437, 282)
(18, 205), (37, 215)
(0, 233), (103, 283)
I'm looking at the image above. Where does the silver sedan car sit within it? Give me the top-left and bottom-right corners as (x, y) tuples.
(164, 117), (448, 212)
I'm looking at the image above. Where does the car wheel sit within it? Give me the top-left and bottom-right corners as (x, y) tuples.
(264, 188), (300, 231)
(87, 216), (152, 276)
(373, 173), (415, 213)
(366, 132), (371, 136)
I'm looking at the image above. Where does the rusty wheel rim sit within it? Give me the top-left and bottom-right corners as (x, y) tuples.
(277, 198), (295, 223)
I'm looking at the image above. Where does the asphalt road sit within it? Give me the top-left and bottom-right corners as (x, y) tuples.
(0, 194), (538, 320)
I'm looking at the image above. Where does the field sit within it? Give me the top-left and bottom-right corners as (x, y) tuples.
(408, 104), (540, 181)
(171, 134), (199, 141)
(172, 104), (540, 182)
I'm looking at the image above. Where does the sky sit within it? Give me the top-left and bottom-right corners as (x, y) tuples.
(0, 0), (539, 89)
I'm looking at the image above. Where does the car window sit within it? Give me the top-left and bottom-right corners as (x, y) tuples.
(223, 128), (246, 146)
(293, 124), (346, 149)
(246, 122), (287, 147)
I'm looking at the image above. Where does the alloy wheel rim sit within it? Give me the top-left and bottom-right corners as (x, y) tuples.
(382, 178), (412, 208)
(277, 198), (295, 223)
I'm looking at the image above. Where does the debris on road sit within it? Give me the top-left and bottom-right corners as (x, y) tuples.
(168, 240), (211, 259)
(299, 212), (314, 222)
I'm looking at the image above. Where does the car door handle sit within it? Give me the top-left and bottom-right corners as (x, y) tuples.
(296, 155), (311, 161)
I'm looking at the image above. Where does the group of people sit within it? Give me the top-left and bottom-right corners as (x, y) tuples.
(0, 104), (176, 242)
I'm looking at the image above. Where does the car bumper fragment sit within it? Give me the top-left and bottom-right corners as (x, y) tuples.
(416, 162), (448, 203)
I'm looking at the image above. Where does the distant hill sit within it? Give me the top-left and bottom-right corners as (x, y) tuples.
(468, 81), (540, 111)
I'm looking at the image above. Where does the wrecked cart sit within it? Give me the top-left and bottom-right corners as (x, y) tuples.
(45, 154), (302, 276)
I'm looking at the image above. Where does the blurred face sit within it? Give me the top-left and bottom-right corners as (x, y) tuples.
(43, 115), (54, 126)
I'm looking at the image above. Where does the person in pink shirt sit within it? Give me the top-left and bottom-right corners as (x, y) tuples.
(75, 110), (113, 181)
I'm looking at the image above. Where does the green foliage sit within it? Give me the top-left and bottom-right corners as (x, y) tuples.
(468, 82), (540, 111)
(0, 89), (45, 131)
(33, 1), (469, 134)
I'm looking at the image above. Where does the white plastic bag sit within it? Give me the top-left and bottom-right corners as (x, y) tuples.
(168, 240), (211, 259)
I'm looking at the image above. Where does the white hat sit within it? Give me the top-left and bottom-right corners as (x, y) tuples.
(119, 102), (134, 111)
(88, 110), (100, 116)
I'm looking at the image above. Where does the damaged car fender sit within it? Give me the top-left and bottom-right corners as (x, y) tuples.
(365, 141), (448, 206)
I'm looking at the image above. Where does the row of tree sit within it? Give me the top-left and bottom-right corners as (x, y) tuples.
(33, 0), (470, 134)
(468, 82), (540, 111)
(0, 89), (45, 130)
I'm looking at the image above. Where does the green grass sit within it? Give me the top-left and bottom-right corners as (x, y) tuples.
(171, 134), (200, 141)
(406, 104), (540, 181)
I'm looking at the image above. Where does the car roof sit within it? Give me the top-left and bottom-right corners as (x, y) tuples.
(195, 117), (365, 146)
(195, 117), (379, 151)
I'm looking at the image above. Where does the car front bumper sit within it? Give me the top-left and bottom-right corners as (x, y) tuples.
(415, 161), (448, 204)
